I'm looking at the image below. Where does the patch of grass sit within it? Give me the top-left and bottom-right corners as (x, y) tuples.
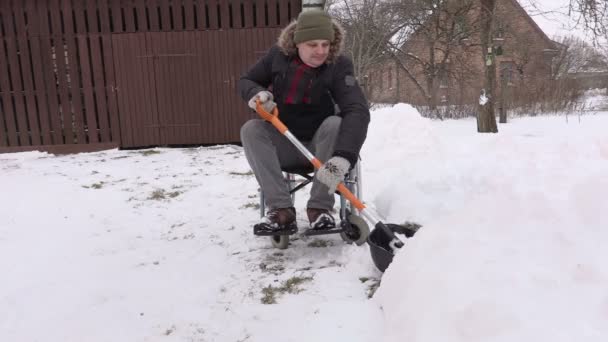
(83, 181), (105, 189)
(230, 170), (254, 176)
(149, 189), (166, 200)
(259, 262), (285, 274)
(261, 286), (278, 304)
(240, 202), (260, 210)
(360, 277), (381, 298)
(167, 191), (181, 198)
(261, 275), (314, 304)
(139, 150), (161, 156)
(148, 189), (182, 200)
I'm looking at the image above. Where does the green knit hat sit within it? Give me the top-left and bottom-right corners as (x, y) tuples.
(293, 10), (334, 44)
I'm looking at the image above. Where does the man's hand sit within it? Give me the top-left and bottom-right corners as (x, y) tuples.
(248, 90), (276, 113)
(315, 156), (351, 195)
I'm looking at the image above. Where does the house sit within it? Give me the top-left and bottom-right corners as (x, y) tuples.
(368, 0), (560, 108)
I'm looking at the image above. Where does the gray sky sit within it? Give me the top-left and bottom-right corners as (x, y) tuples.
(519, 0), (595, 41)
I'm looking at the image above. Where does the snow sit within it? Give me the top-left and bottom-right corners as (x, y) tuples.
(2, 103), (608, 341)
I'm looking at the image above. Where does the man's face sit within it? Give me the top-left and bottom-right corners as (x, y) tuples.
(296, 39), (331, 68)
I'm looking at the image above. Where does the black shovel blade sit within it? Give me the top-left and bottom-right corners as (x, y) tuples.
(367, 222), (421, 272)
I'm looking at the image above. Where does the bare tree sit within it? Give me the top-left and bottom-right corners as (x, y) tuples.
(477, 0), (498, 132)
(328, 0), (403, 99)
(551, 35), (608, 78)
(568, 0), (608, 41)
(381, 0), (483, 115)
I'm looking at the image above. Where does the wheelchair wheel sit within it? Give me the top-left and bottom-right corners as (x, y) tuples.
(340, 214), (369, 246)
(270, 234), (289, 249)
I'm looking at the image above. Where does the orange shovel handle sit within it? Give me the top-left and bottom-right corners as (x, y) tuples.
(255, 100), (366, 212)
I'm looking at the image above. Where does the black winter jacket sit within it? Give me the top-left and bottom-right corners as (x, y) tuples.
(238, 44), (370, 167)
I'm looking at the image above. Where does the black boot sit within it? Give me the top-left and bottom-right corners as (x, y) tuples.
(253, 207), (297, 236)
(306, 208), (336, 231)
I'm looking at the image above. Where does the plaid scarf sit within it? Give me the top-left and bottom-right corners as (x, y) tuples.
(284, 57), (316, 105)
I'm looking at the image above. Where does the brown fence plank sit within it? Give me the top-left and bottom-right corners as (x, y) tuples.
(207, 0), (219, 29)
(173, 0), (184, 30)
(13, 0), (42, 146)
(220, 0), (230, 29)
(0, 34), (19, 146)
(193, 31), (209, 142)
(112, 34), (132, 147)
(213, 30), (229, 141)
(124, 0), (136, 32)
(1, 1), (30, 146)
(37, 0), (64, 145)
(125, 34), (144, 146)
(200, 30), (216, 142)
(101, 37), (121, 144)
(98, 0), (111, 33)
(159, 0), (171, 31)
(76, 0), (99, 143)
(89, 34), (110, 142)
(255, 0), (265, 28)
(135, 0), (147, 32)
(62, 0), (87, 144)
(85, 0), (100, 34)
(173, 32), (186, 143)
(279, 0), (289, 25)
(98, 0), (119, 144)
(268, 0), (280, 27)
(225, 29), (237, 141)
(126, 33), (143, 146)
(76, 34), (101, 145)
(4, 37), (30, 146)
(25, 0), (53, 145)
(148, 0), (160, 31)
(48, 0), (75, 144)
(241, 0), (253, 28)
(110, 0), (124, 33)
(184, 0), (195, 30)
(233, 0), (243, 28)
(87, 0), (111, 142)
(143, 33), (160, 145)
(152, 33), (169, 144)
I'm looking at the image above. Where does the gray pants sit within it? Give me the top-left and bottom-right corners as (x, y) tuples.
(240, 116), (341, 211)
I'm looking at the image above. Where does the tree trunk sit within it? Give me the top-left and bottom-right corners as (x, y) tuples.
(499, 75), (507, 123)
(477, 0), (498, 133)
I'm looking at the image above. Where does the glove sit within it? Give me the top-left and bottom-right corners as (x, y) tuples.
(315, 156), (351, 195)
(248, 90), (276, 113)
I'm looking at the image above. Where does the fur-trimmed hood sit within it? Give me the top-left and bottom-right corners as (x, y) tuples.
(277, 18), (345, 64)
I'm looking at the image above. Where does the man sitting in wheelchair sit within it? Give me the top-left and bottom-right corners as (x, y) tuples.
(238, 10), (370, 235)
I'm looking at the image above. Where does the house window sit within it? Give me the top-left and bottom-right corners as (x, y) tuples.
(494, 20), (506, 39)
(500, 62), (514, 85)
(388, 69), (393, 89)
(455, 15), (468, 36)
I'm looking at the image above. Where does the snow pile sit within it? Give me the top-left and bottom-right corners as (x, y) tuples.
(371, 110), (608, 342)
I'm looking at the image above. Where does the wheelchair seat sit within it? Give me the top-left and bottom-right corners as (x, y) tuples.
(258, 160), (362, 222)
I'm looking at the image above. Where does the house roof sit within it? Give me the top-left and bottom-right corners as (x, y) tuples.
(506, 0), (557, 49)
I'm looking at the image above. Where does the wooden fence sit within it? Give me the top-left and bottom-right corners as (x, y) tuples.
(0, 0), (301, 154)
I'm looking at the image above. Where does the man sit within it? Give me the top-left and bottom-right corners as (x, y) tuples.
(239, 9), (370, 236)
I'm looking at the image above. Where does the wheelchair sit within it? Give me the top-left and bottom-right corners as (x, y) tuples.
(258, 160), (370, 249)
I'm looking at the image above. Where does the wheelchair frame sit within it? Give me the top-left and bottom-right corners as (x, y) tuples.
(259, 160), (363, 222)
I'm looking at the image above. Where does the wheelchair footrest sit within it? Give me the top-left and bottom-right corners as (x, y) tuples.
(302, 227), (344, 236)
(253, 222), (298, 236)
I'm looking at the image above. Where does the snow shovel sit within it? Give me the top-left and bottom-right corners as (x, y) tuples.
(255, 101), (416, 272)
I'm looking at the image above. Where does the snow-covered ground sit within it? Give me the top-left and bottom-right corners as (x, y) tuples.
(1, 104), (607, 342)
